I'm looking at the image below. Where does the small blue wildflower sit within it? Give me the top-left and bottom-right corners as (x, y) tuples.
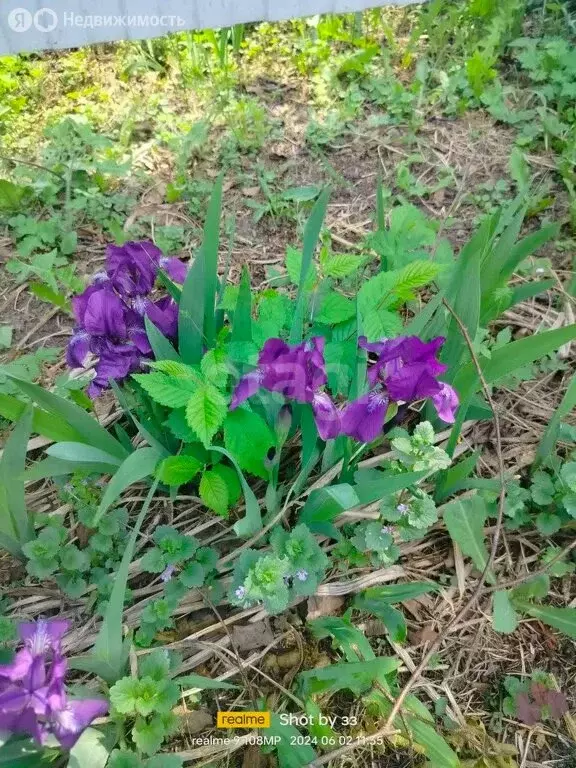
(160, 564), (175, 583)
(380, 525), (394, 535)
(295, 569), (308, 582)
(396, 503), (409, 515)
(235, 585), (246, 600)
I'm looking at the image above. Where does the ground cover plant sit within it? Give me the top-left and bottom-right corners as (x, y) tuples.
(1, 2), (576, 767)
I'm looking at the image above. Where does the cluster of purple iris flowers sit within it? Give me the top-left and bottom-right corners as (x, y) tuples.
(231, 334), (459, 442)
(0, 619), (108, 749)
(65, 242), (458, 440)
(66, 241), (187, 398)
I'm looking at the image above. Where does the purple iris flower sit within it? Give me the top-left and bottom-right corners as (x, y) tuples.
(87, 344), (143, 399)
(159, 256), (188, 284)
(0, 619), (108, 750)
(231, 337), (340, 440)
(341, 335), (459, 442)
(106, 241), (161, 298)
(66, 239), (186, 397)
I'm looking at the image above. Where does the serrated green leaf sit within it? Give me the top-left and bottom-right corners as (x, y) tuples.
(321, 253), (364, 278)
(211, 463), (242, 506)
(157, 455), (203, 486)
(223, 408), (275, 478)
(285, 246), (316, 290)
(132, 716), (164, 756)
(185, 383), (228, 447)
(199, 469), (229, 517)
(443, 495), (496, 584)
(315, 292), (356, 325)
(361, 307), (403, 341)
(132, 372), (196, 409)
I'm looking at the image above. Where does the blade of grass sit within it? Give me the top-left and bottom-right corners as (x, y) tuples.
(178, 249), (205, 364)
(210, 446), (261, 538)
(453, 325), (576, 403)
(145, 315), (181, 363)
(231, 265), (252, 343)
(93, 447), (162, 525)
(289, 187), (330, 343)
(202, 175), (224, 349)
(0, 394), (84, 443)
(7, 377), (127, 460)
(535, 373), (576, 467)
(0, 407), (33, 545)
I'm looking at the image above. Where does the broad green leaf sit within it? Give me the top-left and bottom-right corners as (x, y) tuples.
(453, 325), (576, 403)
(299, 484), (360, 536)
(353, 582), (438, 608)
(356, 598), (407, 643)
(209, 446), (262, 537)
(435, 450), (480, 502)
(0, 179), (28, 210)
(315, 292), (356, 325)
(354, 469), (427, 504)
(265, 713), (317, 768)
(67, 727), (114, 768)
(178, 250), (204, 365)
(132, 372), (196, 409)
(309, 617), (375, 661)
(223, 408), (275, 479)
(202, 175), (224, 348)
(22, 456), (116, 483)
(211, 463), (242, 506)
(361, 307), (403, 342)
(185, 382), (228, 447)
(0, 737), (50, 767)
(199, 469), (229, 517)
(0, 407), (33, 547)
(144, 315), (181, 363)
(492, 590), (518, 634)
(94, 448), (162, 525)
(290, 188), (330, 342)
(231, 265), (252, 343)
(0, 393), (84, 443)
(176, 673), (238, 691)
(405, 711), (459, 768)
(7, 376), (127, 460)
(512, 599), (576, 639)
(296, 657), (399, 698)
(46, 442), (122, 467)
(157, 455), (203, 486)
(443, 495), (496, 584)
